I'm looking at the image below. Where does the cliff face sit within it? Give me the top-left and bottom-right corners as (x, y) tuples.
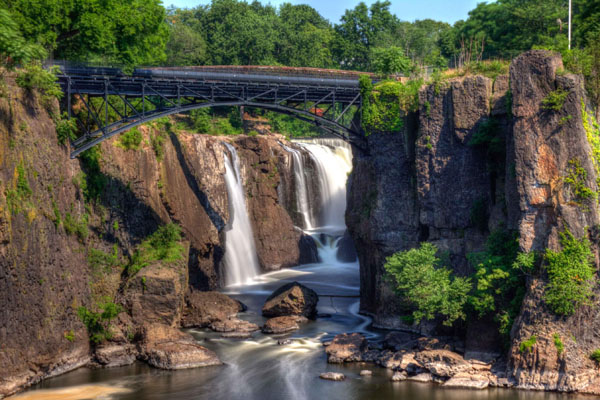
(347, 73), (511, 330)
(0, 74), (316, 396)
(507, 51), (600, 394)
(346, 50), (600, 392)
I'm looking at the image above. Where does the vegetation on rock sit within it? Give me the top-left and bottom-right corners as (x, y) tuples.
(541, 88), (568, 111)
(77, 301), (123, 344)
(519, 335), (537, 354)
(125, 223), (185, 276)
(544, 229), (596, 316)
(384, 242), (472, 326)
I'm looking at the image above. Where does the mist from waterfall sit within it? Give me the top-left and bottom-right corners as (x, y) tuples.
(295, 138), (353, 234)
(222, 143), (260, 286)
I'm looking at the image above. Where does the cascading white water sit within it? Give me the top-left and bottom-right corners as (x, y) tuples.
(223, 143), (260, 286)
(279, 143), (315, 230)
(295, 138), (352, 234)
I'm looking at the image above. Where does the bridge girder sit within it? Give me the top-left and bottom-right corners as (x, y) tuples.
(58, 68), (366, 158)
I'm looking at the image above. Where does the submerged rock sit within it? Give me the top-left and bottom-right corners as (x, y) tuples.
(325, 333), (367, 363)
(181, 291), (245, 328)
(209, 318), (260, 333)
(319, 372), (346, 381)
(391, 371), (407, 381)
(360, 370), (373, 376)
(262, 315), (308, 334)
(262, 282), (319, 318)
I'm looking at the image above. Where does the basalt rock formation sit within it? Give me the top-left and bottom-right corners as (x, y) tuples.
(0, 73), (322, 397)
(346, 50), (600, 393)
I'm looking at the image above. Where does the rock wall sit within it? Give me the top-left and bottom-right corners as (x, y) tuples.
(0, 74), (317, 396)
(506, 51), (600, 394)
(346, 50), (600, 393)
(347, 73), (511, 330)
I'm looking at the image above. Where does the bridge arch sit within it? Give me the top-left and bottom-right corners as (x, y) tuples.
(58, 66), (367, 158)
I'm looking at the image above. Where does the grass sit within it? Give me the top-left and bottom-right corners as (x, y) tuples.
(553, 333), (564, 356)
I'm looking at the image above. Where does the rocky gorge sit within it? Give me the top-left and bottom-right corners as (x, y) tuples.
(2, 49), (600, 399)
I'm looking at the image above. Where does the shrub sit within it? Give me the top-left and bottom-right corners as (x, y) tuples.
(151, 132), (167, 161)
(55, 113), (78, 145)
(360, 78), (423, 135)
(190, 108), (212, 133)
(125, 223), (184, 276)
(519, 335), (537, 353)
(88, 246), (120, 277)
(544, 229), (596, 316)
(468, 229), (534, 338)
(553, 333), (564, 356)
(541, 88), (568, 111)
(63, 212), (89, 242)
(16, 62), (62, 107)
(0, 8), (46, 69)
(384, 242), (472, 326)
(591, 349), (600, 363)
(79, 147), (107, 201)
(118, 127), (142, 150)
(77, 301), (123, 344)
(64, 330), (75, 342)
(563, 158), (596, 205)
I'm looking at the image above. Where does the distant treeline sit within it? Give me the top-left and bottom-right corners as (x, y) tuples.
(1, 0), (599, 73)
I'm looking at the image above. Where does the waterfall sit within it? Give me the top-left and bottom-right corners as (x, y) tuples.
(279, 143), (315, 230)
(222, 143), (260, 286)
(295, 138), (352, 234)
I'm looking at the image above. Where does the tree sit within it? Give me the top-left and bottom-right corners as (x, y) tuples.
(0, 8), (45, 69)
(384, 242), (472, 326)
(370, 46), (413, 76)
(1, 0), (168, 67)
(166, 23), (207, 66)
(276, 3), (334, 68)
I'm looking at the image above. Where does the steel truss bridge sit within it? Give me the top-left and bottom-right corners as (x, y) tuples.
(56, 65), (367, 158)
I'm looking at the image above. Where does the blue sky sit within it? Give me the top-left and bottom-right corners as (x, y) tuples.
(165, 0), (483, 24)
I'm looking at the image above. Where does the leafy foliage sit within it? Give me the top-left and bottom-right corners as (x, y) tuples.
(15, 62), (62, 107)
(360, 77), (422, 135)
(77, 301), (123, 344)
(0, 7), (45, 69)
(125, 223), (184, 276)
(384, 242), (472, 326)
(563, 158), (596, 205)
(544, 229), (596, 316)
(370, 46), (414, 76)
(468, 229), (534, 338)
(519, 335), (537, 354)
(55, 113), (78, 145)
(591, 349), (600, 363)
(541, 88), (568, 111)
(118, 127), (143, 151)
(553, 333), (564, 356)
(88, 246), (120, 277)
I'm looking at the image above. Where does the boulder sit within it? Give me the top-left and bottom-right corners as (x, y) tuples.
(444, 372), (490, 389)
(325, 333), (367, 363)
(209, 318), (260, 333)
(94, 344), (137, 367)
(379, 351), (422, 373)
(360, 370), (373, 376)
(391, 371), (407, 381)
(298, 234), (319, 264)
(139, 323), (221, 370)
(262, 282), (318, 318)
(181, 290), (244, 328)
(262, 316), (308, 334)
(319, 372), (346, 381)
(384, 331), (420, 351)
(407, 373), (434, 383)
(414, 349), (470, 378)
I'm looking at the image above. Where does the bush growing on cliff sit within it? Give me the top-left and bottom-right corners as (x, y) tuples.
(118, 128), (143, 151)
(126, 223), (184, 276)
(541, 88), (568, 112)
(544, 230), (596, 316)
(54, 113), (78, 145)
(563, 158), (596, 206)
(590, 349), (600, 363)
(16, 62), (62, 109)
(359, 76), (422, 135)
(77, 301), (123, 344)
(384, 242), (472, 326)
(468, 229), (534, 339)
(519, 335), (537, 354)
